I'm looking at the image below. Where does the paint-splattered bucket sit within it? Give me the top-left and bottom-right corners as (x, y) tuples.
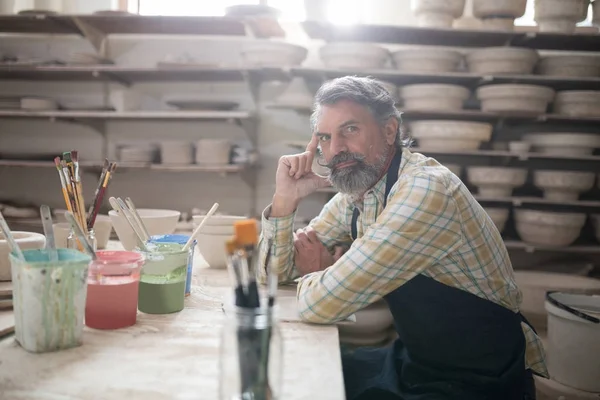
(149, 234), (196, 297)
(9, 248), (91, 353)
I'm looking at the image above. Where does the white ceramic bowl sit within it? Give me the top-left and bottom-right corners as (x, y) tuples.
(391, 48), (463, 73)
(515, 209), (586, 247)
(480, 17), (516, 31)
(93, 214), (113, 250)
(476, 84), (555, 113)
(466, 47), (539, 74)
(467, 167), (527, 197)
(319, 42), (390, 69)
(554, 90), (600, 117)
(20, 97), (59, 110)
(534, 0), (590, 24)
(410, 120), (493, 150)
(482, 207), (510, 233)
(109, 208), (181, 251)
(241, 42), (307, 67)
(508, 141), (531, 154)
(195, 139), (232, 165)
(412, 0), (466, 18)
(400, 84), (470, 111)
(533, 170), (596, 201)
(196, 233), (229, 269)
(523, 133), (600, 156)
(0, 232), (46, 281)
(538, 56), (600, 77)
(473, 0), (527, 18)
(338, 299), (395, 346)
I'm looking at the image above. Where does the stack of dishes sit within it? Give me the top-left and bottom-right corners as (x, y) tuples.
(192, 214), (252, 269)
(514, 209), (587, 247)
(195, 139), (232, 166)
(476, 84), (555, 113)
(0, 97), (21, 110)
(400, 84), (470, 111)
(160, 142), (194, 165)
(117, 144), (158, 163)
(20, 97), (59, 110)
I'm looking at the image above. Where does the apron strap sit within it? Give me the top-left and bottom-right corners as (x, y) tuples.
(351, 150), (402, 240)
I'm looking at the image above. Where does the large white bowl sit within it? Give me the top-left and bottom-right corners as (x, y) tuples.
(0, 232), (46, 281)
(109, 208), (181, 251)
(241, 41), (308, 67)
(533, 170), (596, 201)
(466, 47), (539, 75)
(412, 0), (466, 27)
(534, 0), (590, 33)
(554, 90), (600, 117)
(410, 120), (493, 150)
(476, 84), (555, 113)
(468, 167), (527, 197)
(391, 48), (463, 73)
(196, 233), (229, 269)
(515, 209), (586, 247)
(319, 42), (390, 69)
(538, 56), (600, 77)
(473, 0), (527, 18)
(400, 84), (470, 111)
(523, 133), (600, 156)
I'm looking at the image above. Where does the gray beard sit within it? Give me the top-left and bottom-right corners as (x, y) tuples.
(326, 150), (389, 196)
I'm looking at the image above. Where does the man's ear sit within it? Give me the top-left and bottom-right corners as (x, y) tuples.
(384, 117), (399, 146)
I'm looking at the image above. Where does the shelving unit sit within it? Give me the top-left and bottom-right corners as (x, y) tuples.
(1, 14), (599, 256)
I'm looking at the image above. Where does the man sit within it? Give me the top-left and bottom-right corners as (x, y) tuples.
(257, 76), (547, 400)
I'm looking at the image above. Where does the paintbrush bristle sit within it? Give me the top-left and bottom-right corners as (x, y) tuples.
(71, 150), (78, 163)
(110, 162), (117, 173)
(54, 157), (61, 168)
(234, 220), (258, 247)
(62, 152), (72, 163)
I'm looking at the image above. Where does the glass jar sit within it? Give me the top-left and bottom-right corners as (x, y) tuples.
(219, 306), (283, 400)
(67, 228), (97, 252)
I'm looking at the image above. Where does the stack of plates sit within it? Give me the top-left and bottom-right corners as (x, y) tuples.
(20, 97), (59, 110)
(117, 145), (158, 163)
(195, 139), (232, 166)
(0, 97), (20, 110)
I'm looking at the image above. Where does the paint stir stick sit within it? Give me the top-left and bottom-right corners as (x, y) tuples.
(0, 210), (24, 261)
(40, 205), (57, 262)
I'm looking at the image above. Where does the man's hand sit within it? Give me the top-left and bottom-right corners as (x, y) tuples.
(293, 227), (346, 276)
(271, 136), (330, 217)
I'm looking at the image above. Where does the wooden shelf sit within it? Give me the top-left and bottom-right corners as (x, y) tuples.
(302, 21), (600, 52)
(0, 15), (247, 36)
(0, 66), (251, 83)
(0, 110), (254, 121)
(503, 241), (600, 254)
(291, 67), (600, 91)
(474, 195), (600, 209)
(0, 159), (249, 173)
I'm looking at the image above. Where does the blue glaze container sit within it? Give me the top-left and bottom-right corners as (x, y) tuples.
(149, 234), (196, 297)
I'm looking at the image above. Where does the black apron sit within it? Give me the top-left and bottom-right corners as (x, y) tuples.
(343, 151), (533, 400)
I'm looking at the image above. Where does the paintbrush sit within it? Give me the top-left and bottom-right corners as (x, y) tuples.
(86, 159), (109, 229)
(225, 238), (247, 308)
(88, 162), (117, 230)
(54, 157), (73, 213)
(70, 150), (88, 234)
(234, 219), (260, 309)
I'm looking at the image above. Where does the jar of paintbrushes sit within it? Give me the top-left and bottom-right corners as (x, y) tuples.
(67, 228), (97, 251)
(219, 220), (283, 400)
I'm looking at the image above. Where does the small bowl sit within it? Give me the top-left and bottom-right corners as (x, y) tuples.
(0, 231), (46, 281)
(109, 209), (181, 251)
(509, 141), (531, 153)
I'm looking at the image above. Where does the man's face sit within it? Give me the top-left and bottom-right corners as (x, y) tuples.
(314, 100), (396, 195)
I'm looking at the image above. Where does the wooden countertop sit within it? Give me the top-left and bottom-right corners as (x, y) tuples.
(0, 249), (346, 400)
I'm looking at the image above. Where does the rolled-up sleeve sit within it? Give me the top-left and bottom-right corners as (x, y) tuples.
(256, 194), (353, 285)
(297, 174), (464, 323)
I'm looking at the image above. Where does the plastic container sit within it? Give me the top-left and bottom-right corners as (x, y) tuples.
(545, 292), (600, 393)
(219, 306), (283, 400)
(137, 242), (187, 314)
(85, 250), (144, 330)
(149, 234), (196, 297)
(9, 248), (92, 353)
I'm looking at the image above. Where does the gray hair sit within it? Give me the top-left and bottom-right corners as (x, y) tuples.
(310, 76), (412, 148)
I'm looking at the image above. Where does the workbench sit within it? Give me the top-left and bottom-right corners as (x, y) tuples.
(0, 250), (346, 400)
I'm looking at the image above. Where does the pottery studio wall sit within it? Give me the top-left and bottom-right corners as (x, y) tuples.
(1, 0), (599, 271)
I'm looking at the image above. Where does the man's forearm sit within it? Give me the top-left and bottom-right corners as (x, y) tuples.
(270, 194), (299, 218)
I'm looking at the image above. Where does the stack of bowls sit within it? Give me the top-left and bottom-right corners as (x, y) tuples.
(109, 209), (181, 251)
(466, 47), (539, 75)
(192, 215), (253, 269)
(410, 120), (493, 150)
(160, 141), (193, 165)
(195, 139), (232, 166)
(476, 84), (555, 113)
(400, 84), (470, 111)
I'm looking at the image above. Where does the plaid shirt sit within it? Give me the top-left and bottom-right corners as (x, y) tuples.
(258, 147), (548, 377)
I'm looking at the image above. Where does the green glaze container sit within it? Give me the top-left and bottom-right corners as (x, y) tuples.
(9, 249), (92, 353)
(137, 242), (187, 314)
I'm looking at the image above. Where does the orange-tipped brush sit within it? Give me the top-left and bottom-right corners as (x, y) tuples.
(54, 157), (73, 213)
(234, 219), (260, 308)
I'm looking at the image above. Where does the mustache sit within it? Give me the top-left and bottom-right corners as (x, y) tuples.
(319, 152), (366, 170)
